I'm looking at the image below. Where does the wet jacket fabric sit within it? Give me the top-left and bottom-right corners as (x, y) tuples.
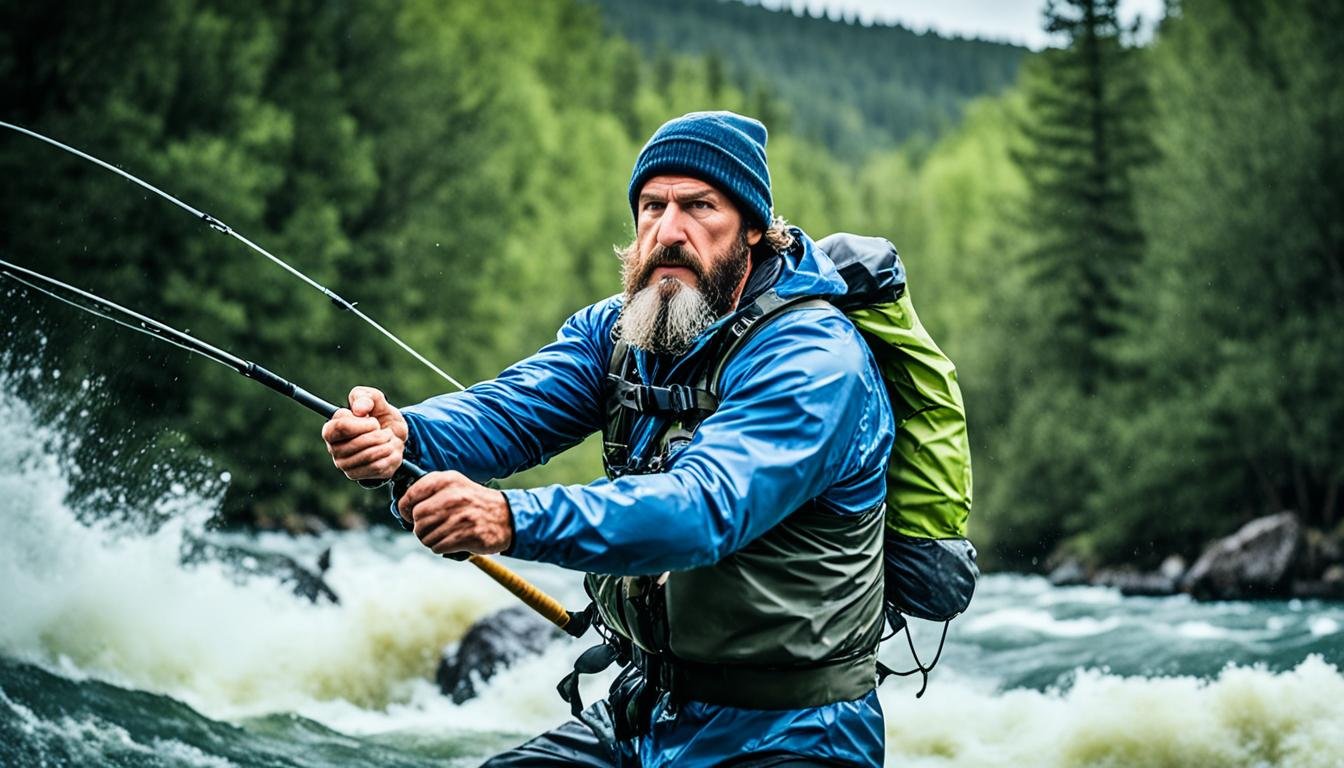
(399, 230), (894, 767)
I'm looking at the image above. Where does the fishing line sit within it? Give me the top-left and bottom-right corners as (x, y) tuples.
(0, 260), (587, 637)
(0, 120), (466, 391)
(5, 271), (231, 365)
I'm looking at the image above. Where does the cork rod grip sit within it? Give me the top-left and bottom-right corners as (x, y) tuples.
(467, 554), (572, 629)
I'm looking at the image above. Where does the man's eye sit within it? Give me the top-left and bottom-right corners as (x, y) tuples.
(643, 201), (665, 212)
(689, 200), (712, 210)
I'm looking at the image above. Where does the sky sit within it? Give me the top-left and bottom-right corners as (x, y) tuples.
(753, 0), (1167, 49)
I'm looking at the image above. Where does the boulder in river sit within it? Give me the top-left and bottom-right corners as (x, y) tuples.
(1047, 558), (1089, 587)
(1093, 566), (1180, 597)
(437, 606), (564, 703)
(180, 536), (340, 605)
(1181, 512), (1303, 601)
(1292, 564), (1344, 600)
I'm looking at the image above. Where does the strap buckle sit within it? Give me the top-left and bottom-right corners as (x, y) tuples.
(666, 384), (697, 414)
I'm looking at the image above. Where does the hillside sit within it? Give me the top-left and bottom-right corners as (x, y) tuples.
(585, 0), (1027, 158)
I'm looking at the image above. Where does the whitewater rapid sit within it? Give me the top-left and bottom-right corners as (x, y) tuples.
(2, 379), (1344, 766)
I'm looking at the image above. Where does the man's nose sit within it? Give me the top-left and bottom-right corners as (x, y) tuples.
(655, 203), (689, 248)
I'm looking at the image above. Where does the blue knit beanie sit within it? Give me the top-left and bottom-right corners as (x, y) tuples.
(628, 110), (773, 230)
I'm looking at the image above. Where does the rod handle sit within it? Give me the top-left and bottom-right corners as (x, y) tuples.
(466, 554), (575, 631)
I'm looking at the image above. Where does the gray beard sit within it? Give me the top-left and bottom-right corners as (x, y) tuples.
(617, 277), (717, 356)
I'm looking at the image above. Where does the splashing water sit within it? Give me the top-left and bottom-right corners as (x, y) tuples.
(0, 383), (586, 724)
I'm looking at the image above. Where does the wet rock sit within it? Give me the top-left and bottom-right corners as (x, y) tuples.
(1290, 579), (1344, 600)
(437, 606), (563, 703)
(1297, 563), (1344, 599)
(1048, 558), (1089, 587)
(1093, 567), (1179, 597)
(1300, 528), (1343, 579)
(1181, 512), (1303, 601)
(180, 536), (339, 604)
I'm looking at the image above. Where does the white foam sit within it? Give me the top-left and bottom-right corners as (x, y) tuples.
(963, 608), (1122, 638)
(879, 656), (1344, 767)
(1033, 585), (1124, 607)
(1309, 617), (1340, 637)
(0, 389), (523, 720)
(1173, 621), (1232, 640)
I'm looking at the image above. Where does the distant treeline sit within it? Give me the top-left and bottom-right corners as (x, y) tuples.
(586, 0), (1026, 159)
(1, 0), (1339, 570)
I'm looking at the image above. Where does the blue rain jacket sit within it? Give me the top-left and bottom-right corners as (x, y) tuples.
(400, 230), (893, 767)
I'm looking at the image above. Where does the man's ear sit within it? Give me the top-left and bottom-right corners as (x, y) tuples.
(746, 227), (763, 246)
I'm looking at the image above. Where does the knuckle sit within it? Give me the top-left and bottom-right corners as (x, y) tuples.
(352, 385), (383, 401)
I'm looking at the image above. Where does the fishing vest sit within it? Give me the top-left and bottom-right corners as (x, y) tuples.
(585, 282), (887, 711)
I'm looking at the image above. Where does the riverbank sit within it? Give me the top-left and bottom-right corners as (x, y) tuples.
(1047, 512), (1344, 602)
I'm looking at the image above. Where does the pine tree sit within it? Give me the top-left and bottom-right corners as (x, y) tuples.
(1013, 0), (1153, 390)
(977, 0), (1155, 566)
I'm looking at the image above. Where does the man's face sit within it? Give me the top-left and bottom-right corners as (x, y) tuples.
(617, 175), (763, 355)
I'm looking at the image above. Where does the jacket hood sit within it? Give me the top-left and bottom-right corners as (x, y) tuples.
(768, 227), (849, 301)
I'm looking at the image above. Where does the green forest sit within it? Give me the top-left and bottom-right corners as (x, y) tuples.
(1, 0), (1340, 571)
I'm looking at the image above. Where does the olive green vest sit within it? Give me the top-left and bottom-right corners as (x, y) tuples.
(591, 300), (886, 710)
(585, 502), (884, 709)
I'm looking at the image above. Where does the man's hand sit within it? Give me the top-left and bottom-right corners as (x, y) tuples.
(398, 470), (513, 556)
(322, 386), (408, 481)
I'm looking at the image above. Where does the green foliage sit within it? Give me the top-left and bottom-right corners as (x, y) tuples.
(967, 1), (1156, 566)
(933, 0), (1344, 567)
(1090, 0), (1344, 557)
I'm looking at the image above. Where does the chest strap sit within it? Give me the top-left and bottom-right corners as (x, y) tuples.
(608, 376), (719, 417)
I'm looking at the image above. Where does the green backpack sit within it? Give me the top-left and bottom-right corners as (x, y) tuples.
(819, 233), (978, 695)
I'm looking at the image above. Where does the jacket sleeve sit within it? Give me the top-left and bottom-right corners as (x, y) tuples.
(398, 301), (613, 482)
(505, 307), (889, 575)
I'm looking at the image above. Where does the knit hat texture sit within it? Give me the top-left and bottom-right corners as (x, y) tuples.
(628, 111), (772, 230)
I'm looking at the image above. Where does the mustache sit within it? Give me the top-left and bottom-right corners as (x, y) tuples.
(634, 245), (705, 288)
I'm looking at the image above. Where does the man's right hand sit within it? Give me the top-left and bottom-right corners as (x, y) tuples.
(322, 386), (409, 482)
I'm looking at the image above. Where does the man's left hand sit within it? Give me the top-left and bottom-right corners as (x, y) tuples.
(398, 470), (513, 556)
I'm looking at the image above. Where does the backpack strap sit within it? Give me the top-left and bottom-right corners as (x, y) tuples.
(704, 291), (832, 397)
(601, 292), (832, 477)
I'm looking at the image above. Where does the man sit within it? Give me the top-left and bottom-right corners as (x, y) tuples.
(322, 111), (894, 766)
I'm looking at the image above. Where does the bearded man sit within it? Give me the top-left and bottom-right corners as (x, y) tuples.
(321, 111), (895, 767)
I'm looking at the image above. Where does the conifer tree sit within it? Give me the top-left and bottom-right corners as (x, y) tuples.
(978, 0), (1154, 565)
(1013, 0), (1153, 389)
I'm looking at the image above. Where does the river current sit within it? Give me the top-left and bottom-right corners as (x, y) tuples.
(2, 384), (1342, 767)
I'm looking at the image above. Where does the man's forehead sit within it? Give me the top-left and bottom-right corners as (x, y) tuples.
(638, 175), (727, 200)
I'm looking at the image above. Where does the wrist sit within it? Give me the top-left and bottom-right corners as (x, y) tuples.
(498, 489), (517, 555)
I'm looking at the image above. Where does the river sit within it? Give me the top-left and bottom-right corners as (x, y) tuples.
(2, 384), (1343, 767)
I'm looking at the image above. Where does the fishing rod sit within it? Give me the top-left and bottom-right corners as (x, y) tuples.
(0, 259), (589, 638)
(0, 120), (466, 392)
